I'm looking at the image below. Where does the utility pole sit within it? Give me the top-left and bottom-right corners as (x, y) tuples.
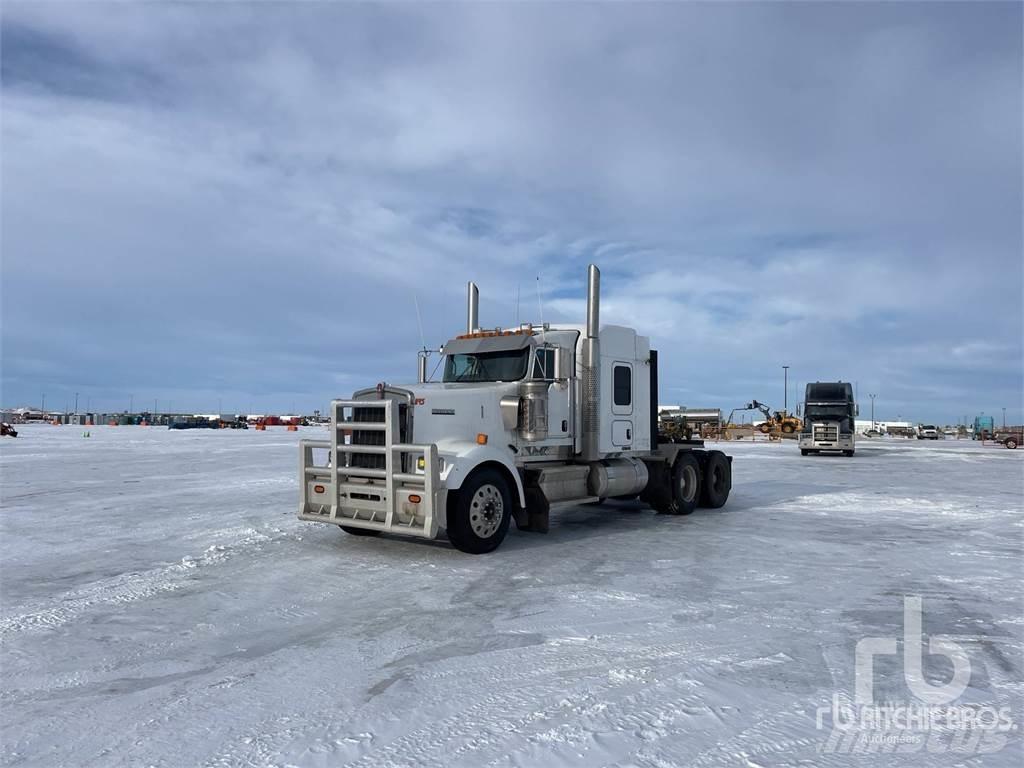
(41, 393), (46, 413)
(129, 395), (134, 414)
(869, 394), (876, 430)
(782, 365), (789, 413)
(74, 392), (79, 413)
(1002, 407), (1006, 428)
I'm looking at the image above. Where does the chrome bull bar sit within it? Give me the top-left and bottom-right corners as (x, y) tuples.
(298, 399), (441, 538)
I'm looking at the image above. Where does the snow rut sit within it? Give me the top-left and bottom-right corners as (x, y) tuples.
(0, 526), (288, 637)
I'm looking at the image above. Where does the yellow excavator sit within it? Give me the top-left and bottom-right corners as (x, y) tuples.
(727, 400), (802, 435)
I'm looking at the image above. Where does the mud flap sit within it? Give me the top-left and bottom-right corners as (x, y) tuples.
(514, 487), (550, 533)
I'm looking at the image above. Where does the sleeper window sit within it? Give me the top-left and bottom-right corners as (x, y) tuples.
(613, 365), (631, 406)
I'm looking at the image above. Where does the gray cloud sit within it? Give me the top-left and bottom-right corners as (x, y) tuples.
(2, 1), (1020, 422)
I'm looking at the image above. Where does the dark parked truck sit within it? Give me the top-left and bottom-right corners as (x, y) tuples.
(799, 382), (857, 457)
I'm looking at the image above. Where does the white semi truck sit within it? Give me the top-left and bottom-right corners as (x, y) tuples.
(299, 265), (732, 553)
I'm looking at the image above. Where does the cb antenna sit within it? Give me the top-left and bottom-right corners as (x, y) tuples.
(413, 294), (427, 352)
(536, 276), (547, 376)
(536, 275), (546, 329)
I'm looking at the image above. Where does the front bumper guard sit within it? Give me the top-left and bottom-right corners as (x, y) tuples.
(298, 399), (441, 539)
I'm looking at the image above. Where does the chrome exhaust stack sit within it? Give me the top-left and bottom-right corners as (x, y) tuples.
(586, 264), (600, 339)
(581, 264), (601, 460)
(467, 281), (480, 334)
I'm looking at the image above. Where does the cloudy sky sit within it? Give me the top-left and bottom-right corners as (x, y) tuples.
(2, 2), (1021, 423)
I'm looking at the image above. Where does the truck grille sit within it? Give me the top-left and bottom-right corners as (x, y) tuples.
(813, 424), (838, 442)
(348, 404), (409, 470)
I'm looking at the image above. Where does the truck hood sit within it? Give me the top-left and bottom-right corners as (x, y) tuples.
(403, 381), (521, 449)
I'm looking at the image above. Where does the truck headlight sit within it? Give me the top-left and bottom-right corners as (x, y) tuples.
(415, 456), (444, 473)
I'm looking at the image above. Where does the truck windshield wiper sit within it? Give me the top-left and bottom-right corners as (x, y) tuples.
(453, 358), (488, 382)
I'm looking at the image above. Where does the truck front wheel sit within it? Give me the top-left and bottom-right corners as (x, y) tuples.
(447, 469), (513, 554)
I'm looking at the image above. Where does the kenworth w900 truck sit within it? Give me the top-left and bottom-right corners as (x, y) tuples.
(298, 265), (732, 553)
(799, 381), (857, 457)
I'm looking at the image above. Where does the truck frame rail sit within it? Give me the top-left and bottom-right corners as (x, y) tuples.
(298, 399), (441, 538)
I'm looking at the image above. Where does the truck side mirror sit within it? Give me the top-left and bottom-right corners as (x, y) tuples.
(499, 395), (520, 431)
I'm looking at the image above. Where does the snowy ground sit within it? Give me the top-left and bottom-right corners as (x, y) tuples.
(1, 426), (1021, 767)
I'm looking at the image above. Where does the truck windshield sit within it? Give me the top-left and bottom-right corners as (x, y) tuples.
(443, 349), (530, 383)
(805, 405), (851, 419)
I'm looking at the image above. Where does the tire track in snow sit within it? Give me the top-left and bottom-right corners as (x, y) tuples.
(0, 526), (290, 637)
(277, 639), (757, 768)
(198, 637), (702, 768)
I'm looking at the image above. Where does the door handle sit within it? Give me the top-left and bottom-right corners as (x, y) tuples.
(626, 428), (632, 440)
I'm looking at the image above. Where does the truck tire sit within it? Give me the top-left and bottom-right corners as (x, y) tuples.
(446, 469), (513, 554)
(340, 525), (381, 537)
(800, 449), (809, 456)
(782, 423), (795, 434)
(1006, 437), (1018, 450)
(699, 451), (731, 509)
(843, 450), (855, 457)
(668, 453), (701, 515)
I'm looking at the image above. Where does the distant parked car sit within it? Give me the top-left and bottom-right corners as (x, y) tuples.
(917, 425), (940, 440)
(862, 428), (883, 438)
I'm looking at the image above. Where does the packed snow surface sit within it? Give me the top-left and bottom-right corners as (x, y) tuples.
(1, 426), (1021, 767)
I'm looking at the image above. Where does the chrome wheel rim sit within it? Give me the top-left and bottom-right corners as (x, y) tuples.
(470, 484), (504, 538)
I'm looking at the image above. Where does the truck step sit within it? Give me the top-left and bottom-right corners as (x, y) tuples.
(547, 496), (601, 510)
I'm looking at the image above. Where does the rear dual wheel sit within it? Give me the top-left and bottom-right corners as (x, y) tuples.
(700, 451), (731, 508)
(669, 453), (701, 515)
(656, 450), (732, 515)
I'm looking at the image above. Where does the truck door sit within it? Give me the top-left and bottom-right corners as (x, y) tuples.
(611, 361), (633, 448)
(533, 346), (571, 442)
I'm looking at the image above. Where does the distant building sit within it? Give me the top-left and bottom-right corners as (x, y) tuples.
(856, 420), (914, 435)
